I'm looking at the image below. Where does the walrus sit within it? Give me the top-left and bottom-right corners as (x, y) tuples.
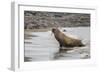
(52, 28), (85, 49)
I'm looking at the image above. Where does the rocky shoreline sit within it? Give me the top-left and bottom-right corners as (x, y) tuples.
(24, 11), (90, 29)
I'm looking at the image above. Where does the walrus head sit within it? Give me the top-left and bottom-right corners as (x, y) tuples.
(52, 28), (60, 33)
(52, 28), (67, 33)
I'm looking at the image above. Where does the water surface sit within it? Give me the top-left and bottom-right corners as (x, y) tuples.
(24, 27), (90, 62)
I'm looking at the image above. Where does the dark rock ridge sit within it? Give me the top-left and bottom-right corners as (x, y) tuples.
(24, 11), (90, 29)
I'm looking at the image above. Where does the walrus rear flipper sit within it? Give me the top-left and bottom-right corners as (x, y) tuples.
(78, 44), (85, 47)
(78, 41), (85, 47)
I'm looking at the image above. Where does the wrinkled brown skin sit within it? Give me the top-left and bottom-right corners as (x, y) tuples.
(52, 28), (85, 48)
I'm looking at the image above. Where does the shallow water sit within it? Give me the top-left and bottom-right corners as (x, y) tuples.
(24, 27), (90, 62)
